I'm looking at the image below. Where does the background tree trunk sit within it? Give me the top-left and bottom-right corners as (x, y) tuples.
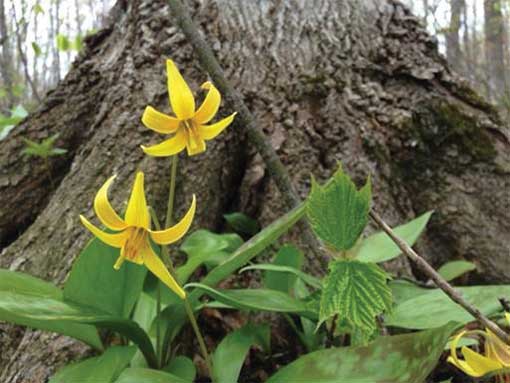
(0, 0), (508, 381)
(446, 0), (464, 73)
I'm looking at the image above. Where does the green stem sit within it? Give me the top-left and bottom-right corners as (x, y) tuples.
(156, 283), (162, 366)
(184, 297), (213, 379)
(165, 155), (179, 227)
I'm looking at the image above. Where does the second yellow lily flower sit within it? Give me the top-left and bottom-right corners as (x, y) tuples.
(141, 59), (236, 157)
(80, 172), (195, 299)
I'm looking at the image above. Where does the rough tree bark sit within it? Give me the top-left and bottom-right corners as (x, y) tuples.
(0, 0), (508, 381)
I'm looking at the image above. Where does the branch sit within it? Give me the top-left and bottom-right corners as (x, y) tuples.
(369, 210), (510, 344)
(166, 0), (328, 272)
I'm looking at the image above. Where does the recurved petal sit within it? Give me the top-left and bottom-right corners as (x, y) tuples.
(79, 215), (128, 248)
(461, 346), (502, 376)
(167, 59), (195, 120)
(141, 130), (186, 157)
(142, 106), (180, 134)
(94, 175), (127, 231)
(142, 244), (186, 299)
(149, 194), (196, 245)
(193, 81), (221, 124)
(124, 172), (150, 229)
(198, 112), (236, 141)
(485, 330), (510, 367)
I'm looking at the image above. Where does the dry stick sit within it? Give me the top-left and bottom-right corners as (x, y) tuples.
(165, 0), (510, 344)
(166, 0), (328, 274)
(369, 210), (510, 344)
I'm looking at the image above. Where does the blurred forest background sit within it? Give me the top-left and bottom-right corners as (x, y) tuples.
(0, 0), (508, 141)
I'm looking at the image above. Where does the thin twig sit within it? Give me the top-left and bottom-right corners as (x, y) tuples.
(369, 210), (510, 344)
(166, 0), (328, 274)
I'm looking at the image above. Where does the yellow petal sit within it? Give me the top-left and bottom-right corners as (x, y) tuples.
(142, 106), (180, 134)
(79, 215), (127, 248)
(185, 132), (206, 156)
(193, 81), (221, 124)
(505, 312), (510, 326)
(141, 130), (186, 157)
(94, 175), (127, 231)
(149, 195), (196, 245)
(198, 112), (236, 141)
(166, 59), (195, 120)
(486, 330), (510, 367)
(447, 355), (481, 377)
(462, 346), (502, 376)
(141, 244), (186, 299)
(124, 172), (150, 229)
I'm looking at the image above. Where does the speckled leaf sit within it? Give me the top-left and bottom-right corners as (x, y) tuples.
(319, 260), (392, 334)
(267, 322), (459, 383)
(307, 167), (371, 252)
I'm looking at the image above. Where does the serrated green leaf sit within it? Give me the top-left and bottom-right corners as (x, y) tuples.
(438, 260), (476, 281)
(307, 168), (371, 252)
(357, 211), (433, 263)
(319, 260), (391, 334)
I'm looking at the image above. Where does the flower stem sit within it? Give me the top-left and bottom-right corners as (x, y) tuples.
(165, 155), (179, 227)
(157, 155), (214, 379)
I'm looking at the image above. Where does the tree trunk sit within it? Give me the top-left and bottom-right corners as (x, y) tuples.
(0, 0), (509, 380)
(446, 0), (464, 73)
(0, 0), (16, 109)
(484, 0), (509, 100)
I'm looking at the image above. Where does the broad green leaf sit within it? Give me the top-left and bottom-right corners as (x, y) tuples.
(262, 244), (304, 293)
(307, 167), (371, 252)
(212, 323), (269, 383)
(0, 289), (157, 366)
(177, 229), (243, 283)
(49, 346), (136, 383)
(159, 204), (306, 347)
(389, 279), (431, 304)
(64, 238), (147, 318)
(224, 212), (260, 237)
(0, 270), (102, 349)
(357, 211), (433, 263)
(267, 322), (459, 383)
(186, 283), (317, 320)
(244, 264), (322, 290)
(387, 285), (510, 329)
(31, 42), (42, 57)
(164, 356), (196, 382)
(319, 260), (392, 334)
(438, 260), (476, 281)
(115, 368), (191, 383)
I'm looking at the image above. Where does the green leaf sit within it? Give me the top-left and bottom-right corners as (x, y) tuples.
(177, 229), (243, 284)
(64, 238), (147, 318)
(56, 34), (71, 51)
(32, 3), (44, 14)
(319, 260), (392, 333)
(49, 346), (136, 383)
(438, 260), (476, 281)
(357, 211), (432, 263)
(387, 285), (510, 329)
(307, 167), (371, 252)
(212, 323), (270, 383)
(262, 244), (304, 293)
(267, 322), (459, 383)
(224, 212), (260, 237)
(72, 35), (84, 51)
(186, 283), (317, 320)
(0, 269), (102, 349)
(31, 42), (42, 57)
(164, 356), (196, 382)
(389, 279), (431, 305)
(115, 368), (191, 383)
(244, 261), (322, 291)
(11, 104), (28, 119)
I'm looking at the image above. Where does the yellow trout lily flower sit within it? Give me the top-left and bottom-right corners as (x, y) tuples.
(141, 59), (236, 157)
(448, 316), (510, 379)
(79, 172), (195, 299)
